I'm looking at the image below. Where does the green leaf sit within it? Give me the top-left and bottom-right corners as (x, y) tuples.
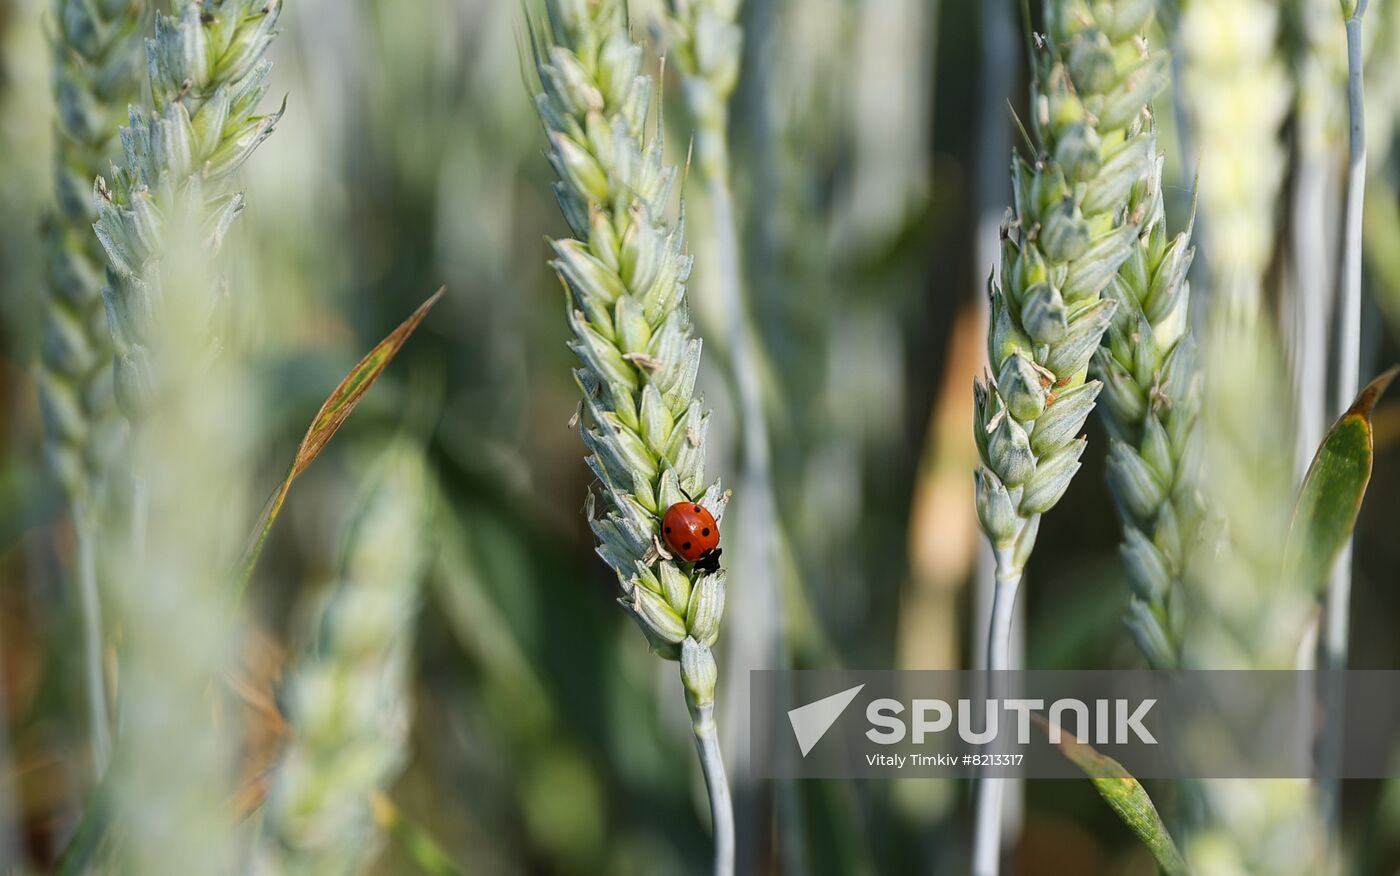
(238, 287), (446, 593)
(1285, 365), (1399, 593)
(1037, 716), (1186, 874)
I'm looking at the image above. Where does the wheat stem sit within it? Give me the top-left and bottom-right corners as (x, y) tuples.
(699, 119), (780, 678)
(1335, 0), (1369, 495)
(703, 147), (772, 530)
(73, 504), (110, 774)
(1290, 162), (1334, 480)
(667, 6), (782, 857)
(1288, 0), (1346, 479)
(972, 549), (1021, 876)
(986, 551), (1020, 674)
(688, 689), (736, 876)
(972, 761), (1008, 875)
(1321, 0), (1370, 853)
(970, 2), (1026, 856)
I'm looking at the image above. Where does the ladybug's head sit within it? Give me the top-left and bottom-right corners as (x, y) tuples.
(693, 547), (722, 575)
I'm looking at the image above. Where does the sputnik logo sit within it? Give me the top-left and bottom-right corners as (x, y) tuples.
(787, 684), (865, 757)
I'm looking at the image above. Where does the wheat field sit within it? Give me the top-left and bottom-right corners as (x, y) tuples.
(1, 1), (1400, 874)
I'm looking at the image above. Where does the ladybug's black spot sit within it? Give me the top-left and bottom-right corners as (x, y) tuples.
(702, 527), (710, 536)
(693, 505), (702, 513)
(682, 542), (692, 551)
(665, 526), (672, 533)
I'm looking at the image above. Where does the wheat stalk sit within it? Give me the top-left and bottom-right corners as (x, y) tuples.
(94, 0), (284, 422)
(528, 2), (733, 873)
(1289, 0), (1348, 481)
(1317, 0), (1370, 850)
(1332, 0), (1371, 646)
(972, 2), (1168, 871)
(257, 442), (432, 876)
(104, 277), (258, 876)
(1091, 153), (1201, 670)
(41, 0), (150, 775)
(91, 6), (284, 871)
(664, 0), (786, 832)
(99, 193), (261, 876)
(105, 288), (257, 873)
(1173, 5), (1324, 867)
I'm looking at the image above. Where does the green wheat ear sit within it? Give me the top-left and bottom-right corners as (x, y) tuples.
(91, 6), (288, 870)
(1178, 0), (1290, 318)
(41, 0), (149, 500)
(94, 0), (285, 419)
(974, 0), (1168, 582)
(528, 2), (735, 872)
(41, 0), (152, 779)
(974, 3), (1169, 872)
(1093, 158), (1203, 670)
(529, 0), (729, 675)
(259, 442), (433, 876)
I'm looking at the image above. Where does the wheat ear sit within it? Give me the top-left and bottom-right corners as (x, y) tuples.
(1171, 6), (1327, 868)
(41, 0), (150, 775)
(257, 443), (432, 876)
(42, 0), (146, 496)
(94, 0), (285, 421)
(1177, 0), (1290, 319)
(1092, 154), (1201, 670)
(972, 2), (1168, 871)
(528, 2), (734, 873)
(88, 5), (285, 873)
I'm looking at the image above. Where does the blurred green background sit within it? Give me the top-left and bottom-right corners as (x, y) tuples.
(3, 0), (1400, 873)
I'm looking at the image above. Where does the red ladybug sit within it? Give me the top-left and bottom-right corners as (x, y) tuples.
(661, 501), (722, 573)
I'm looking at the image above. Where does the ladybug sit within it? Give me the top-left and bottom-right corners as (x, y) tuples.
(661, 501), (722, 573)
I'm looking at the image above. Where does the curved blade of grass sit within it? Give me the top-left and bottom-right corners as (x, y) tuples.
(1285, 365), (1399, 593)
(1035, 715), (1186, 875)
(238, 287), (446, 592)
